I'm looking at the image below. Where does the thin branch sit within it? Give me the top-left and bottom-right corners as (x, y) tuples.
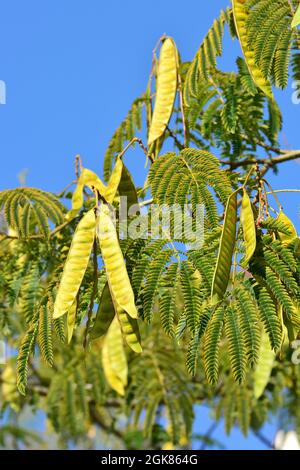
(75, 154), (83, 179)
(166, 125), (184, 150)
(89, 403), (124, 440)
(221, 149), (300, 171)
(117, 136), (152, 163)
(266, 189), (300, 194)
(199, 421), (219, 450)
(253, 430), (275, 450)
(177, 70), (187, 147)
(139, 198), (153, 207)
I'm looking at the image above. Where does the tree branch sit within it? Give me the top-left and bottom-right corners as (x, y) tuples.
(221, 149), (300, 171)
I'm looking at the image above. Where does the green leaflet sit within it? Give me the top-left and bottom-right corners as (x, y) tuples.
(292, 4), (300, 28)
(240, 189), (256, 266)
(38, 304), (53, 366)
(53, 209), (96, 319)
(67, 299), (77, 344)
(90, 283), (115, 340)
(211, 191), (238, 305)
(277, 211), (297, 244)
(253, 330), (275, 399)
(102, 316), (128, 396)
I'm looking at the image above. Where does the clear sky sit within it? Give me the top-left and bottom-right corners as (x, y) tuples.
(0, 0), (299, 449)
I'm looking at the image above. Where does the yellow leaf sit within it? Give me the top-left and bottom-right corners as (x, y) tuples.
(97, 203), (138, 319)
(240, 189), (256, 266)
(105, 156), (123, 204)
(232, 0), (273, 98)
(277, 211), (297, 244)
(53, 209), (96, 319)
(66, 168), (107, 221)
(102, 316), (128, 396)
(67, 299), (77, 344)
(211, 191), (237, 304)
(148, 37), (178, 146)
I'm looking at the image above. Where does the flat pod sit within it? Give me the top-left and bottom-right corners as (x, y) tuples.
(92, 281), (142, 352)
(211, 191), (238, 305)
(232, 0), (273, 98)
(148, 37), (178, 146)
(102, 316), (128, 396)
(66, 168), (107, 221)
(253, 330), (275, 399)
(118, 164), (139, 210)
(90, 282), (115, 340)
(53, 209), (96, 319)
(292, 4), (300, 28)
(277, 211), (297, 245)
(105, 156), (123, 204)
(240, 189), (256, 266)
(97, 204), (138, 319)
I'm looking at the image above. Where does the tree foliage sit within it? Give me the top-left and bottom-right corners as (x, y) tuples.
(1, 0), (300, 449)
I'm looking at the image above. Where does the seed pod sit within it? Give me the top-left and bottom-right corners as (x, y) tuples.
(211, 191), (237, 304)
(53, 209), (96, 318)
(148, 37), (178, 146)
(240, 189), (256, 266)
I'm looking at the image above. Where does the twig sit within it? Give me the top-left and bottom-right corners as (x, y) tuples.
(253, 430), (275, 450)
(75, 154), (83, 179)
(117, 136), (153, 163)
(177, 66), (187, 147)
(139, 198), (153, 207)
(266, 189), (300, 194)
(221, 149), (300, 171)
(199, 421), (219, 450)
(166, 125), (184, 150)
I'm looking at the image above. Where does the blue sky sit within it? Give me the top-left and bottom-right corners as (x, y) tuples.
(0, 0), (299, 449)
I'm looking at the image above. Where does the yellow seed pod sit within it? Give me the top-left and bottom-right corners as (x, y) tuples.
(2, 364), (20, 412)
(116, 305), (142, 353)
(148, 37), (178, 146)
(277, 211), (297, 245)
(240, 189), (256, 266)
(105, 156), (123, 204)
(102, 316), (128, 396)
(292, 4), (300, 28)
(232, 0), (273, 98)
(53, 209), (96, 319)
(97, 204), (138, 319)
(253, 330), (275, 399)
(66, 168), (107, 221)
